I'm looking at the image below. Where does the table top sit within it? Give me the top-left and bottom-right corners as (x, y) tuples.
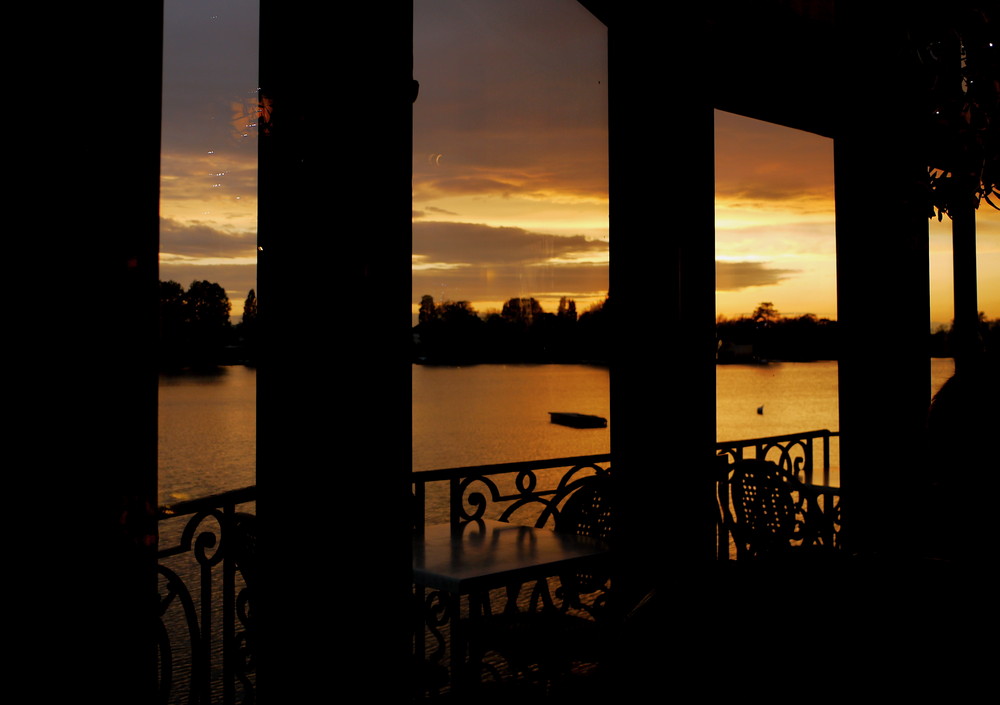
(413, 520), (609, 594)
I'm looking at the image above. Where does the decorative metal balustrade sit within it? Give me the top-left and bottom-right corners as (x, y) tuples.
(411, 428), (841, 557)
(412, 454), (613, 533)
(715, 428), (838, 486)
(157, 486), (256, 705)
(714, 430), (841, 559)
(151, 431), (839, 700)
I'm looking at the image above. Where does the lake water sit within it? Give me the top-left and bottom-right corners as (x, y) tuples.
(411, 363), (612, 471)
(412, 359), (956, 476)
(157, 359), (956, 500)
(158, 365), (257, 506)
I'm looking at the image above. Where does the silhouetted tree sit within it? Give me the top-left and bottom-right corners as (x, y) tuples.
(413, 298), (484, 364)
(160, 280), (185, 333)
(717, 305), (840, 362)
(751, 302), (780, 327)
(157, 279), (232, 369)
(159, 280), (187, 369)
(418, 294), (438, 324)
(439, 300), (478, 325)
(237, 289), (258, 363)
(576, 295), (610, 363)
(190, 281), (232, 367)
(501, 297), (544, 327)
(919, 9), (1000, 220)
(242, 289), (258, 326)
(557, 297), (578, 322)
(186, 280), (231, 329)
(186, 280), (231, 366)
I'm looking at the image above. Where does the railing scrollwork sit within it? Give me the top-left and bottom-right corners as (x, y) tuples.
(715, 429), (837, 486)
(157, 486), (256, 705)
(714, 431), (841, 559)
(405, 431), (840, 696)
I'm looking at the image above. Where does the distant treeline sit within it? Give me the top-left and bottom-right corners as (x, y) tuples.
(413, 294), (610, 365)
(159, 280), (257, 370)
(157, 281), (998, 369)
(929, 315), (1000, 358)
(414, 297), (1000, 365)
(716, 303), (839, 363)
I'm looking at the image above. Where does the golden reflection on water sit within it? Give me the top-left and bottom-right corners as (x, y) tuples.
(158, 366), (257, 506)
(413, 358), (957, 499)
(412, 363), (610, 472)
(155, 359), (956, 516)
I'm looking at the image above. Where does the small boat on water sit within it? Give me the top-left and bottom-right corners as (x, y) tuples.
(549, 412), (608, 429)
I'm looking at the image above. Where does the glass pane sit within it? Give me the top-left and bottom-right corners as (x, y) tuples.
(714, 110), (839, 482)
(159, 0), (259, 505)
(412, 0), (609, 471)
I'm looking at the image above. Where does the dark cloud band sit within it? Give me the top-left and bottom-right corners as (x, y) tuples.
(413, 220), (607, 267)
(716, 261), (799, 291)
(160, 217), (256, 259)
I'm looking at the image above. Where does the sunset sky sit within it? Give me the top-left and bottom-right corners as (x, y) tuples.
(412, 0), (998, 328)
(160, 0), (998, 328)
(160, 0), (260, 318)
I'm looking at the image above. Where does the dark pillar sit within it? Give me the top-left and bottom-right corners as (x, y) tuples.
(610, 8), (717, 591)
(258, 3), (412, 700)
(22, 5), (163, 703)
(595, 9), (719, 697)
(834, 7), (931, 558)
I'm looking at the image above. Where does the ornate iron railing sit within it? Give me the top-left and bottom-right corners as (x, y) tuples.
(150, 432), (838, 700)
(714, 430), (841, 559)
(715, 428), (838, 485)
(412, 429), (840, 557)
(157, 486), (256, 705)
(411, 454), (613, 533)
(412, 430), (837, 528)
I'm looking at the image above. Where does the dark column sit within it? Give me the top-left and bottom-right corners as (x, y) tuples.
(834, 7), (931, 558)
(258, 3), (412, 700)
(20, 5), (163, 703)
(597, 9), (719, 697)
(610, 8), (718, 590)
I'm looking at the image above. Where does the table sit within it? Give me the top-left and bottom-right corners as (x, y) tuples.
(414, 519), (609, 592)
(412, 520), (610, 692)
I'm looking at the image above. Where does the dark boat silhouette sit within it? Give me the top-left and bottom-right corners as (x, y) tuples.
(549, 412), (608, 429)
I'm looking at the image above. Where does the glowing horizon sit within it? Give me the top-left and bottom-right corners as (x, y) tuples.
(157, 0), (998, 331)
